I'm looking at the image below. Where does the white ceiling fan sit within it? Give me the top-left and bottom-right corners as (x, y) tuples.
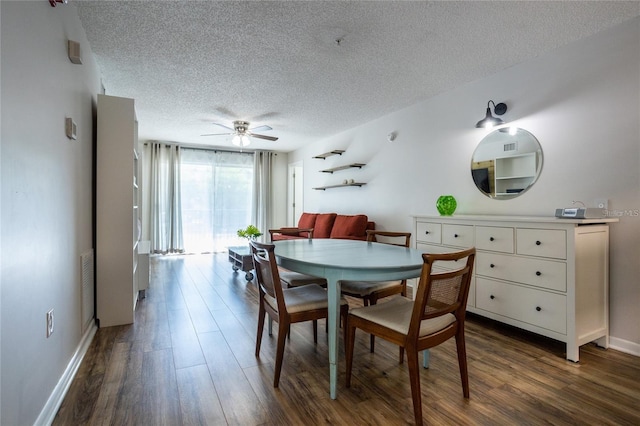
(201, 120), (278, 147)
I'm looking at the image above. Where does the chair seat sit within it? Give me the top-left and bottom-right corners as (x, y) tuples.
(350, 296), (456, 336)
(279, 269), (328, 288)
(340, 279), (401, 297)
(265, 284), (348, 314)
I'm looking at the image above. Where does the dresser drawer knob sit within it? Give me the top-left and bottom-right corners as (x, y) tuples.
(490, 263), (495, 268)
(536, 271), (542, 276)
(489, 237), (494, 241)
(490, 295), (495, 300)
(536, 306), (542, 312)
(454, 234), (459, 238)
(536, 240), (541, 246)
(425, 231), (430, 235)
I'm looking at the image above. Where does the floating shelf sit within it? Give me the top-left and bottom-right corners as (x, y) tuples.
(320, 163), (366, 173)
(313, 182), (366, 190)
(313, 150), (345, 159)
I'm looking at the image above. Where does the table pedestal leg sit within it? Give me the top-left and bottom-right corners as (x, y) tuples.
(325, 272), (340, 399)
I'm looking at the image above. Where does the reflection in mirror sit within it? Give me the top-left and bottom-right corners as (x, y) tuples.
(471, 127), (543, 199)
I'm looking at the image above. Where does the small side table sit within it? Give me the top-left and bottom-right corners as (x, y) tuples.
(228, 245), (254, 280)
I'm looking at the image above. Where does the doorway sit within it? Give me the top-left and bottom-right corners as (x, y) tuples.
(287, 162), (303, 226)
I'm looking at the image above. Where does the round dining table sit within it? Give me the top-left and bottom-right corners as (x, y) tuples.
(273, 238), (439, 399)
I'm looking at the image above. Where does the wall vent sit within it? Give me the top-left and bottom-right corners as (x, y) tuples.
(80, 249), (95, 333)
(503, 142), (517, 152)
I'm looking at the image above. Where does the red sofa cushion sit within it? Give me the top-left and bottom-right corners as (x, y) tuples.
(330, 214), (368, 239)
(314, 213), (337, 238)
(295, 212), (318, 238)
(297, 212), (317, 229)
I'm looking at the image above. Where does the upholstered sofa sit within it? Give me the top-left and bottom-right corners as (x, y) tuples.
(269, 212), (375, 241)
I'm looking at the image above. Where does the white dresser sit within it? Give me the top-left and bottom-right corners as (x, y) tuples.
(412, 215), (617, 361)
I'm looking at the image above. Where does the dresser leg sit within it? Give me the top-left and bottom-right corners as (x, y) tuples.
(594, 335), (609, 349)
(566, 343), (579, 362)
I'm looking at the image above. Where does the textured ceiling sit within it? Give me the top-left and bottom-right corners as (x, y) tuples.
(75, 1), (640, 152)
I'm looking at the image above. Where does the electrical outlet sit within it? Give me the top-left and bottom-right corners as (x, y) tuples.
(594, 198), (608, 209)
(46, 309), (54, 338)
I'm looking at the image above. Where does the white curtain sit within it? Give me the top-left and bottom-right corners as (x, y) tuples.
(252, 151), (275, 241)
(150, 143), (184, 254)
(180, 148), (254, 253)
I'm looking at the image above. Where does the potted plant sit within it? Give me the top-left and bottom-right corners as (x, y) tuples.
(237, 224), (263, 241)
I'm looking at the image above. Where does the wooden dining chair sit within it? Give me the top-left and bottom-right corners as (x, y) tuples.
(269, 227), (329, 289)
(250, 240), (349, 388)
(345, 247), (476, 425)
(340, 230), (411, 352)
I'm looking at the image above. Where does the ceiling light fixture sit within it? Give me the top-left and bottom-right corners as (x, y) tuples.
(475, 100), (508, 129)
(232, 134), (251, 147)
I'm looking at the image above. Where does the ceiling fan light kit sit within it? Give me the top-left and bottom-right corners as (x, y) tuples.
(475, 100), (508, 129)
(201, 120), (278, 147)
(232, 134), (251, 147)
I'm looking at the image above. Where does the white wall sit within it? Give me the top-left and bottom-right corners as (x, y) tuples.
(290, 18), (640, 352)
(1, 2), (101, 424)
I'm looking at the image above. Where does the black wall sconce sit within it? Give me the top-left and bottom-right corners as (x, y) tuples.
(475, 100), (508, 128)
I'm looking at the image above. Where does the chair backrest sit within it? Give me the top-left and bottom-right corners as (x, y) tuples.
(366, 230), (411, 247)
(409, 248), (476, 343)
(250, 241), (286, 313)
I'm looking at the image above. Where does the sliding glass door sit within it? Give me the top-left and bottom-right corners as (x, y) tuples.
(180, 149), (253, 253)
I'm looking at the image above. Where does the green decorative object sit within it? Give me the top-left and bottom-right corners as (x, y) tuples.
(436, 195), (457, 216)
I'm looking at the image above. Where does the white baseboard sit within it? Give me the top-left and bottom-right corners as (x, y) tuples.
(609, 336), (640, 357)
(34, 323), (97, 426)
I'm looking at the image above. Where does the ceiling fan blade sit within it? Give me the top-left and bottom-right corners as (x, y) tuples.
(249, 125), (272, 132)
(249, 133), (279, 141)
(201, 132), (232, 137)
(211, 122), (234, 131)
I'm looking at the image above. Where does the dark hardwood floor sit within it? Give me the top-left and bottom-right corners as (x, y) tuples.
(54, 253), (640, 425)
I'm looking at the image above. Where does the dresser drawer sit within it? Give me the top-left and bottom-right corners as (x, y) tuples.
(476, 278), (567, 334)
(442, 224), (474, 248)
(475, 226), (514, 253)
(476, 252), (567, 292)
(416, 222), (441, 244)
(516, 229), (566, 259)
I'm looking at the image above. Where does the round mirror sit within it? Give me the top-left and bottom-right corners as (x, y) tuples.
(471, 127), (543, 199)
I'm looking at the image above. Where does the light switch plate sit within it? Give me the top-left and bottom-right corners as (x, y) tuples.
(65, 117), (77, 140)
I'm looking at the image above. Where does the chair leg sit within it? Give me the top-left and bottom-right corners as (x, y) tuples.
(255, 303), (266, 357)
(399, 346), (405, 364)
(406, 348), (423, 426)
(341, 305), (349, 351)
(345, 317), (357, 388)
(274, 320), (289, 388)
(313, 320), (318, 343)
(455, 329), (470, 398)
(367, 298), (377, 353)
